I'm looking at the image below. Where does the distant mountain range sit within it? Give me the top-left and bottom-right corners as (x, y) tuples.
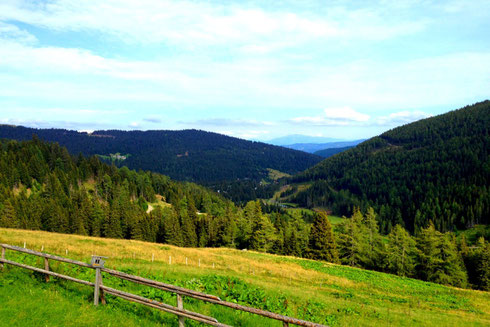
(289, 100), (490, 233)
(265, 134), (344, 146)
(282, 140), (365, 153)
(0, 126), (322, 184)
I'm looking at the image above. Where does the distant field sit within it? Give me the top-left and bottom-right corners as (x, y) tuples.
(1, 228), (489, 326)
(286, 207), (345, 225)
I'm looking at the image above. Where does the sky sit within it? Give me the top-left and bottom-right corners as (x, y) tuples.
(0, 0), (489, 141)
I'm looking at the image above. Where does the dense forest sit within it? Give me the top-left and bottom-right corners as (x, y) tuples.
(0, 137), (488, 290)
(0, 127), (322, 184)
(314, 146), (354, 158)
(290, 101), (490, 233)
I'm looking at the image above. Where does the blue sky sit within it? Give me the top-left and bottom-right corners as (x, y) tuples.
(0, 0), (489, 141)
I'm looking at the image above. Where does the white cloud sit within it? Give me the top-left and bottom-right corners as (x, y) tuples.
(0, 21), (37, 44)
(291, 106), (370, 126)
(181, 118), (275, 127)
(376, 111), (432, 125)
(0, 0), (427, 49)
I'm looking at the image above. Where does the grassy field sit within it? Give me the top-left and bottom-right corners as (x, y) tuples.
(286, 207), (345, 225)
(0, 228), (489, 327)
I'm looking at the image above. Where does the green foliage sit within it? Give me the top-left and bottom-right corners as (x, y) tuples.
(416, 222), (468, 287)
(0, 127), (321, 185)
(291, 100), (490, 233)
(0, 138), (486, 291)
(386, 224), (417, 277)
(308, 211), (339, 263)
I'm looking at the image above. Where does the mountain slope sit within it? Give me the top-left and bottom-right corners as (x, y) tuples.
(314, 146), (355, 158)
(290, 101), (490, 233)
(2, 228), (489, 327)
(0, 127), (322, 183)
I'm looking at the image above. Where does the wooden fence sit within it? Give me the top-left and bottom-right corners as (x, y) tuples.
(0, 243), (328, 327)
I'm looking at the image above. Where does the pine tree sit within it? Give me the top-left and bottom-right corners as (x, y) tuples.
(363, 207), (386, 270)
(89, 201), (105, 237)
(386, 224), (416, 277)
(433, 234), (467, 287)
(416, 222), (467, 287)
(104, 200), (123, 239)
(0, 199), (17, 228)
(337, 208), (367, 267)
(416, 221), (442, 282)
(308, 211), (339, 263)
(163, 207), (183, 246)
(249, 201), (276, 252)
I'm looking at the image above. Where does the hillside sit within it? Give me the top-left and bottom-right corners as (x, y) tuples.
(314, 146), (355, 158)
(2, 136), (489, 292)
(1, 228), (489, 327)
(0, 127), (322, 184)
(290, 101), (490, 233)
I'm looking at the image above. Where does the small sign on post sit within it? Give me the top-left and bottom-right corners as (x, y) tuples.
(91, 255), (107, 306)
(91, 255), (107, 268)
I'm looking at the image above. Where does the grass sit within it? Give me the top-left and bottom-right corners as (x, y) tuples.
(267, 168), (291, 181)
(1, 228), (489, 327)
(455, 225), (490, 243)
(286, 207), (345, 225)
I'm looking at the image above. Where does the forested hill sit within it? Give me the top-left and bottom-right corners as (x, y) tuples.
(291, 101), (490, 233)
(0, 127), (322, 183)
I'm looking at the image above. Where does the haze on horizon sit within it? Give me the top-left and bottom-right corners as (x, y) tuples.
(0, 0), (489, 141)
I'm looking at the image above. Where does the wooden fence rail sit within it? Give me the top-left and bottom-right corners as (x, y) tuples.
(0, 243), (328, 327)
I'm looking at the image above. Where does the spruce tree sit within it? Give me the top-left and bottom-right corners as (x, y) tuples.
(0, 199), (17, 228)
(387, 224), (416, 277)
(337, 208), (366, 267)
(163, 207), (183, 246)
(363, 207), (386, 270)
(308, 211), (339, 263)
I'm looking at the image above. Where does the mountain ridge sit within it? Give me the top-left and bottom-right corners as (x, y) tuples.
(0, 126), (322, 184)
(289, 100), (490, 233)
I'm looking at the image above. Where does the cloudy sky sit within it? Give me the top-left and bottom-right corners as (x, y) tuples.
(0, 0), (489, 141)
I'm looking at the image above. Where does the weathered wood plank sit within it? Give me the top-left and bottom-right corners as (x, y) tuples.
(1, 246), (4, 270)
(177, 293), (185, 327)
(0, 244), (92, 268)
(94, 267), (102, 306)
(101, 286), (231, 327)
(0, 258), (94, 287)
(102, 267), (221, 301)
(44, 257), (50, 282)
(1, 243), (329, 327)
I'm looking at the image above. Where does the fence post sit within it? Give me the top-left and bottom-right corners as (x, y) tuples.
(94, 267), (102, 306)
(91, 255), (107, 306)
(1, 246), (4, 270)
(44, 257), (50, 282)
(177, 293), (185, 327)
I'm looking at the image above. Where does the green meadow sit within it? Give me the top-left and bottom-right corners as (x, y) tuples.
(0, 228), (489, 326)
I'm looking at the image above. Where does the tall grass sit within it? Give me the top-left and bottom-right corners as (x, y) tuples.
(0, 228), (489, 326)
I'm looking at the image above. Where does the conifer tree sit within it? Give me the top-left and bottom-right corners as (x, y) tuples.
(363, 207), (386, 270)
(0, 199), (17, 228)
(337, 208), (366, 267)
(163, 207), (183, 246)
(416, 222), (467, 287)
(89, 201), (105, 237)
(308, 211), (339, 263)
(249, 200), (276, 252)
(386, 224), (416, 277)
